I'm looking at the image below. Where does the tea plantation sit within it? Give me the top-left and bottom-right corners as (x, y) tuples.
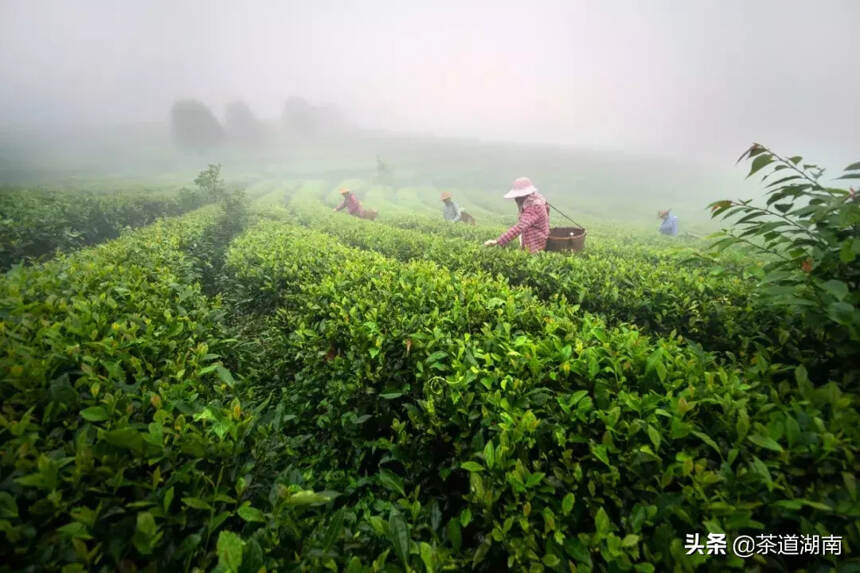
(1, 173), (857, 572)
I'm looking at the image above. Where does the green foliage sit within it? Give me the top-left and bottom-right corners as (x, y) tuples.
(195, 163), (227, 201)
(224, 219), (859, 572)
(2, 170), (857, 572)
(0, 210), (332, 572)
(0, 186), (210, 270)
(285, 196), (831, 373)
(188, 179), (251, 295)
(709, 144), (860, 378)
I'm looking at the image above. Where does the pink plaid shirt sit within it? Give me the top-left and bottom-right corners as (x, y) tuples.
(496, 192), (550, 253)
(335, 193), (362, 215)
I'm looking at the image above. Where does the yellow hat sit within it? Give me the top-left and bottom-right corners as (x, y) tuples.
(339, 188), (350, 195)
(440, 191), (452, 201)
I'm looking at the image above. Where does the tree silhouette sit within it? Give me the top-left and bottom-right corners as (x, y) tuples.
(170, 99), (224, 151)
(224, 100), (266, 146)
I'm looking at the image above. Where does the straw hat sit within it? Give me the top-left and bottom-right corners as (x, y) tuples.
(503, 177), (538, 199)
(339, 188), (351, 195)
(440, 191), (452, 201)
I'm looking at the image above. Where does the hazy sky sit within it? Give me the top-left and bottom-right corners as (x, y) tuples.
(0, 0), (858, 166)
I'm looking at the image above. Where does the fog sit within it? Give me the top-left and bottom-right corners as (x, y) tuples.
(0, 0), (858, 171)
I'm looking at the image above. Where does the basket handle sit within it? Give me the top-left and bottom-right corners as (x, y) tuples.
(547, 202), (584, 229)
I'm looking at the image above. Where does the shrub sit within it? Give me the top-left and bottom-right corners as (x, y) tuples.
(709, 144), (860, 385)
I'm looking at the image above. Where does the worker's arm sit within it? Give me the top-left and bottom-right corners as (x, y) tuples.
(334, 198), (346, 212)
(495, 208), (540, 246)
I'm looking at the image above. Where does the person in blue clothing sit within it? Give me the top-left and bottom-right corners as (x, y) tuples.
(658, 209), (679, 236)
(441, 192), (461, 222)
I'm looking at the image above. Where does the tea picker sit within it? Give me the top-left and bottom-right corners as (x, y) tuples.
(441, 192), (476, 225)
(334, 188), (378, 220)
(484, 177), (587, 253)
(483, 177), (551, 253)
(658, 209), (679, 236)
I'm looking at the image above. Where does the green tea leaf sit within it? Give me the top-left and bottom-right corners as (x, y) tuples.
(0, 492), (18, 518)
(388, 509), (410, 569)
(562, 492), (575, 516)
(216, 530), (244, 573)
(215, 365), (236, 387)
(322, 509), (345, 552)
(378, 468), (406, 496)
(287, 490), (335, 505)
(460, 461), (484, 472)
(692, 430), (722, 456)
(163, 487), (174, 512)
(483, 440), (495, 470)
(591, 444), (610, 467)
(182, 497), (213, 511)
(594, 507), (611, 537)
(647, 425), (661, 451)
(420, 541), (435, 573)
(237, 503), (265, 523)
(104, 428), (143, 452)
(447, 519), (462, 551)
(747, 434), (783, 452)
(80, 406), (109, 422)
(57, 522), (92, 540)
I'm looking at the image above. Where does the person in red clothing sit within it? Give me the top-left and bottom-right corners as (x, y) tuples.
(484, 177), (550, 253)
(333, 188), (362, 216)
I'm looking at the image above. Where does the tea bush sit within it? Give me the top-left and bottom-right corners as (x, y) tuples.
(0, 210), (336, 572)
(0, 186), (212, 271)
(224, 220), (859, 572)
(285, 198), (830, 372)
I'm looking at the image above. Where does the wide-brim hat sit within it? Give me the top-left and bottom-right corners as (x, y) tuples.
(440, 191), (452, 201)
(503, 176), (538, 199)
(339, 188), (351, 195)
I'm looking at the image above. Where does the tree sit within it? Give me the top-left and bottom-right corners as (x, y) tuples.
(224, 100), (266, 147)
(170, 99), (224, 151)
(194, 163), (226, 200)
(281, 96), (348, 138)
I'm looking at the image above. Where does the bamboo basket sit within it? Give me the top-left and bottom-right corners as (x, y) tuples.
(545, 226), (587, 252)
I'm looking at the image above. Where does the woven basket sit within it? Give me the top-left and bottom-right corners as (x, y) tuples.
(545, 226), (587, 252)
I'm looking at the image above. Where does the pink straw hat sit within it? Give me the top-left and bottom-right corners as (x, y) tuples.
(504, 177), (538, 199)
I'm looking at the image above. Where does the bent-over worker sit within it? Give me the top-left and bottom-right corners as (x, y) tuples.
(334, 188), (362, 216)
(658, 209), (679, 236)
(484, 176), (550, 253)
(441, 191), (462, 222)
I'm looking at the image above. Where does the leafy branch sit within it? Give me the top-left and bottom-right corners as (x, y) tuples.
(708, 144), (860, 358)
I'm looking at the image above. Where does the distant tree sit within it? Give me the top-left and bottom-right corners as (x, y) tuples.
(194, 163), (226, 200)
(224, 100), (266, 146)
(170, 99), (224, 151)
(281, 96), (348, 137)
(281, 96), (316, 135)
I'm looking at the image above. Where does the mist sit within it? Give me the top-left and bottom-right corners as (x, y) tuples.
(0, 0), (858, 193)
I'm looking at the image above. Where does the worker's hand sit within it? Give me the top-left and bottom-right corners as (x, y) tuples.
(483, 239), (498, 247)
